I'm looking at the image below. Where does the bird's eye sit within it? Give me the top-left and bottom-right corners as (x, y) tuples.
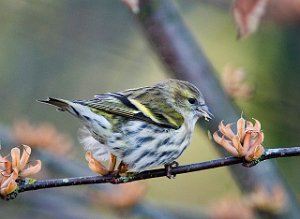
(188, 97), (197, 104)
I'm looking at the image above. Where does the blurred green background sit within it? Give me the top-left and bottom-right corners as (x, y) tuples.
(0, 0), (299, 217)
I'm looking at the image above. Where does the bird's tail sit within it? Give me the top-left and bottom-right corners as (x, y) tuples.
(38, 97), (73, 112)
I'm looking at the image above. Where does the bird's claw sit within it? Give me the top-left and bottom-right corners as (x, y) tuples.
(111, 161), (129, 177)
(165, 161), (179, 179)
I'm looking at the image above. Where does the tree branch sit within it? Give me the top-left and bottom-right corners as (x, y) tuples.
(131, 1), (300, 218)
(16, 147), (300, 194)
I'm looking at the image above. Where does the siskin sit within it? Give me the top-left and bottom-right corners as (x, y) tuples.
(39, 79), (212, 175)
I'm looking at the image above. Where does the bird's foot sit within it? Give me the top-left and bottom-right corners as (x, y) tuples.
(164, 161), (179, 179)
(111, 161), (129, 176)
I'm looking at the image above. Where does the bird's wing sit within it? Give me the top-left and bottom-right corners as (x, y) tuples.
(77, 92), (183, 129)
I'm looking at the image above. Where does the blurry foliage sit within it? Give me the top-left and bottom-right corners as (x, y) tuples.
(210, 184), (287, 219)
(0, 0), (299, 217)
(221, 64), (254, 99)
(12, 119), (73, 155)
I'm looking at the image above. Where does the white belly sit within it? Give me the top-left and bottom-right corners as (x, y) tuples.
(107, 120), (193, 171)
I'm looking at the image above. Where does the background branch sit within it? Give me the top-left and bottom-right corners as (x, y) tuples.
(16, 147), (300, 194)
(133, 0), (300, 218)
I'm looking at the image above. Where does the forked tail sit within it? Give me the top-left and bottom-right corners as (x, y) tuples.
(38, 97), (71, 111)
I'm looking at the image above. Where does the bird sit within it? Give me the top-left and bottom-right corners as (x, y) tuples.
(38, 79), (212, 176)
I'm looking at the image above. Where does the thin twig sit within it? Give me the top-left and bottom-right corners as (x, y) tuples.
(16, 147), (300, 194)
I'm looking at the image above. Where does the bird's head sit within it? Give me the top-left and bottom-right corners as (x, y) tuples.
(161, 79), (213, 122)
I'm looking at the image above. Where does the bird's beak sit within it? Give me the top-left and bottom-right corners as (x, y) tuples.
(197, 105), (213, 121)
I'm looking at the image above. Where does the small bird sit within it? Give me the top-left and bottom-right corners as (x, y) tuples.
(39, 79), (212, 176)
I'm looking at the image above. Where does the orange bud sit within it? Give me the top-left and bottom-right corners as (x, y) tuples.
(19, 145), (31, 171)
(85, 151), (109, 175)
(19, 160), (42, 177)
(237, 117), (246, 141)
